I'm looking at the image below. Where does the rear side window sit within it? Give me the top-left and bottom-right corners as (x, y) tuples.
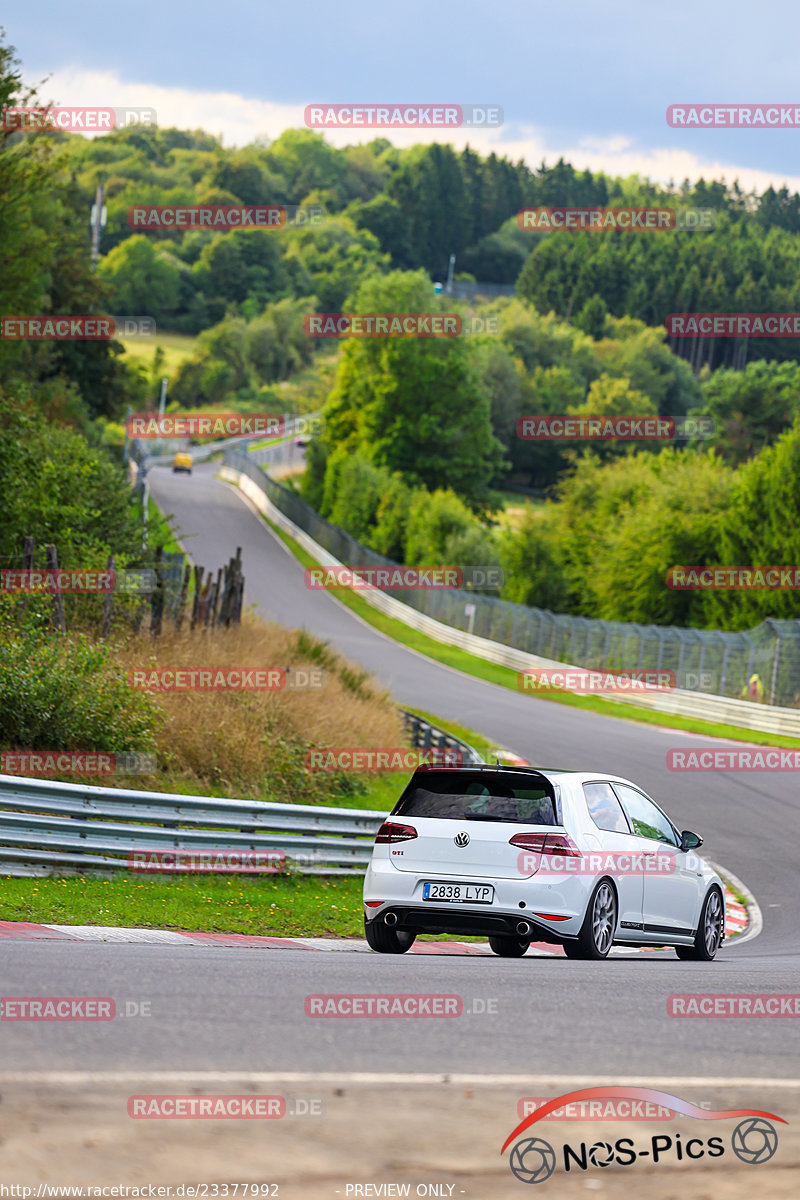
(583, 782), (630, 833)
(612, 784), (679, 846)
(393, 770), (558, 825)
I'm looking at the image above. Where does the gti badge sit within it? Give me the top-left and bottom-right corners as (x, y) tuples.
(454, 831), (470, 847)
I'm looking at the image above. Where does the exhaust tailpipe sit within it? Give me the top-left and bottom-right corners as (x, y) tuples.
(516, 920), (532, 937)
(384, 911), (398, 926)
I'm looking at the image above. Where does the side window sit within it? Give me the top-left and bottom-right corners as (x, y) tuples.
(583, 782), (630, 833)
(613, 785), (678, 846)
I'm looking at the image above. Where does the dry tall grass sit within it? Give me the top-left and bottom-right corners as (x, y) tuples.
(116, 618), (406, 802)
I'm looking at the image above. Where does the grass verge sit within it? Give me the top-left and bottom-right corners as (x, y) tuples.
(0, 873), (365, 938)
(259, 509), (800, 749)
(119, 332), (198, 377)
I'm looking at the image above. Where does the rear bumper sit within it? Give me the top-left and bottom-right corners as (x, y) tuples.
(363, 857), (585, 940)
(366, 904), (567, 942)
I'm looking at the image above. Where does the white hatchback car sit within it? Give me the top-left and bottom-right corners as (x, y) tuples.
(363, 765), (725, 960)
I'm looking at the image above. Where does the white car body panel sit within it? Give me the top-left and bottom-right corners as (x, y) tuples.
(363, 768), (724, 950)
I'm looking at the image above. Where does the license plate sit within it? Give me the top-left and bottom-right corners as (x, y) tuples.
(422, 882), (494, 904)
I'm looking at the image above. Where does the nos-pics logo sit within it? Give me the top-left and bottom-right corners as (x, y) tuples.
(501, 1087), (784, 1184)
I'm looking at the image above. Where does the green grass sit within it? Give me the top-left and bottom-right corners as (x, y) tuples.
(247, 434), (286, 451)
(491, 490), (548, 533)
(400, 706), (512, 762)
(148, 493), (185, 555)
(0, 873), (365, 938)
(119, 332), (198, 377)
(257, 508), (800, 750)
(0, 872), (482, 941)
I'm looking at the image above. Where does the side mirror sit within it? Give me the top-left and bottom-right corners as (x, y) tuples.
(680, 830), (703, 851)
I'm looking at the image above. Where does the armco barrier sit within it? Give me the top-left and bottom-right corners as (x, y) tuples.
(400, 709), (482, 766)
(220, 454), (800, 739)
(0, 774), (389, 878)
(0, 717), (482, 879)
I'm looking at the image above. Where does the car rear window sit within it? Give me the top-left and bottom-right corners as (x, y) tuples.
(392, 770), (558, 825)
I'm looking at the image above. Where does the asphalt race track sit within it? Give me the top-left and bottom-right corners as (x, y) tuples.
(3, 459), (796, 1084)
(0, 939), (799, 1077)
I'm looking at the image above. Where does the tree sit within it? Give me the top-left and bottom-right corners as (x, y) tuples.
(404, 489), (490, 565)
(699, 360), (800, 464)
(576, 295), (607, 340)
(282, 216), (387, 311)
(98, 235), (182, 322)
(705, 422), (800, 628)
(320, 270), (506, 512)
(0, 389), (143, 568)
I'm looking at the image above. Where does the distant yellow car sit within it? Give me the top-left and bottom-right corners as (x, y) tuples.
(172, 451), (193, 474)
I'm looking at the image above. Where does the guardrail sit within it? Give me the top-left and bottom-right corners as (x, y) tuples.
(401, 710), (483, 765)
(0, 713), (484, 879)
(220, 452), (800, 739)
(0, 774), (389, 878)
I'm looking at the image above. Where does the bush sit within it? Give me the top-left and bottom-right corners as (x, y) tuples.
(0, 389), (143, 571)
(404, 489), (492, 566)
(0, 601), (159, 752)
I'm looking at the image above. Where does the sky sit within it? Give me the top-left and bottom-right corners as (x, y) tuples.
(8, 0), (800, 193)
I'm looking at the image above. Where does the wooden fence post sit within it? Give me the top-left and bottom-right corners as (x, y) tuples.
(191, 565), (205, 630)
(19, 536), (34, 615)
(150, 546), (164, 637)
(176, 563), (191, 630)
(203, 577), (215, 628)
(100, 552), (115, 638)
(45, 544), (66, 632)
(211, 567), (223, 626)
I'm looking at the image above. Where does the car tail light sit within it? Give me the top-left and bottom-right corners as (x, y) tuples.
(509, 831), (581, 857)
(509, 832), (548, 853)
(375, 822), (418, 844)
(364, 900), (384, 908)
(532, 911), (572, 922)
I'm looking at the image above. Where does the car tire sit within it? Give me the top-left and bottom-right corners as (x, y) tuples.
(488, 935), (530, 957)
(364, 917), (416, 954)
(563, 879), (617, 960)
(675, 887), (724, 961)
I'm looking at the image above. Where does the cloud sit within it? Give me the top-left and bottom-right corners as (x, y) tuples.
(28, 67), (800, 195)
